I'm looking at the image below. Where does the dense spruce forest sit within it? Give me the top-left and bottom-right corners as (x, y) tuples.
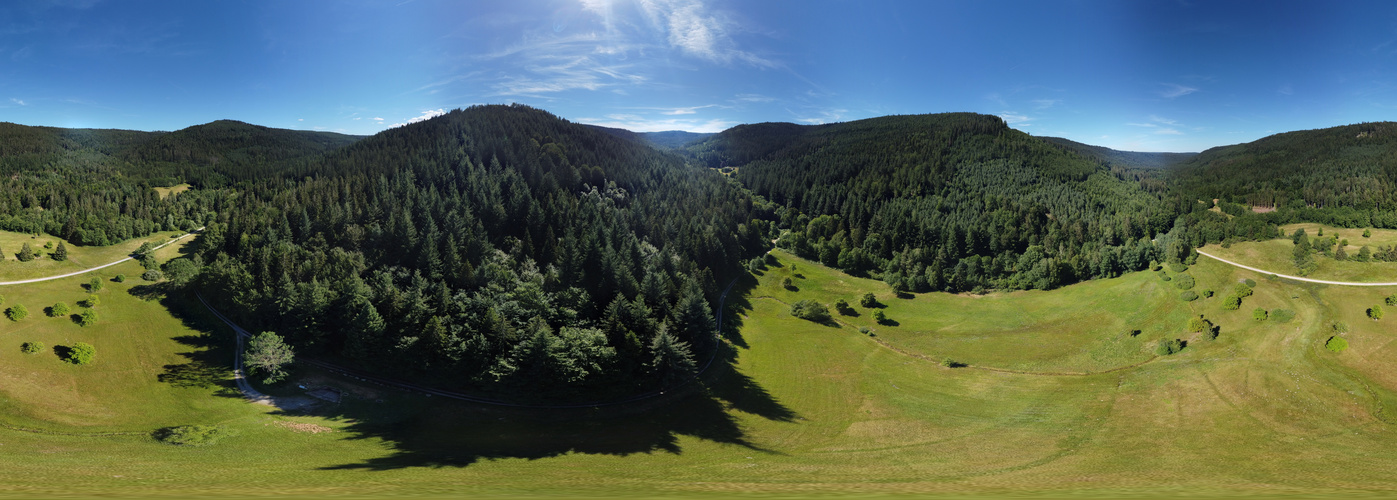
(1170, 121), (1397, 228)
(16, 107), (1397, 400)
(683, 113), (1227, 293)
(191, 105), (774, 399)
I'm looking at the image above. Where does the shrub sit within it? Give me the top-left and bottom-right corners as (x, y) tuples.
(1202, 289), (1214, 298)
(1161, 274), (1172, 282)
(1187, 317), (1209, 332)
(81, 294), (99, 308)
(1234, 283), (1254, 297)
(1253, 308), (1268, 321)
(789, 299), (831, 322)
(142, 269), (163, 282)
(154, 425), (234, 446)
(1180, 291), (1198, 301)
(1168, 263), (1188, 273)
(6, 304), (28, 321)
(1174, 274), (1195, 290)
(68, 342), (96, 364)
(114, 274), (126, 283)
(49, 302), (69, 317)
(1326, 336), (1349, 353)
(833, 298), (853, 315)
(873, 310), (888, 325)
(860, 293), (878, 308)
(1386, 294), (1397, 307)
(78, 309), (98, 327)
(781, 277), (794, 290)
(1333, 321), (1349, 333)
(1364, 229), (1373, 238)
(1369, 305), (1384, 320)
(1222, 294), (1241, 310)
(941, 358), (966, 368)
(1243, 278), (1256, 288)
(1156, 339), (1184, 356)
(20, 341), (43, 354)
(87, 277), (103, 292)
(858, 326), (871, 335)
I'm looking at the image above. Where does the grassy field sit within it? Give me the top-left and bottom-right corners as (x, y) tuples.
(3, 240), (1397, 497)
(0, 230), (190, 281)
(1204, 223), (1397, 282)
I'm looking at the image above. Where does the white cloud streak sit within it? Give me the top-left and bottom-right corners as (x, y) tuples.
(1160, 83), (1198, 98)
(390, 109), (447, 128)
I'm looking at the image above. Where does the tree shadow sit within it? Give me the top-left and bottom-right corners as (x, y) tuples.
(721, 274), (758, 349)
(127, 283), (171, 302)
(52, 344), (73, 362)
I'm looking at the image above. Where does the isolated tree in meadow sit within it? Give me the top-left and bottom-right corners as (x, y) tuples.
(1387, 294), (1397, 307)
(6, 304), (27, 321)
(1326, 336), (1349, 353)
(81, 294), (99, 308)
(52, 242), (67, 261)
(834, 298), (853, 315)
(17, 243), (34, 262)
(782, 277), (794, 290)
(87, 277), (103, 292)
(1292, 228), (1308, 245)
(1364, 229), (1373, 238)
(1369, 305), (1384, 321)
(21, 341), (44, 354)
(1359, 246), (1372, 262)
(873, 310), (889, 325)
(1253, 308), (1268, 321)
(1188, 316), (1209, 333)
(68, 342), (96, 364)
(1336, 245), (1348, 261)
(78, 308), (98, 327)
(114, 274), (126, 283)
(1174, 274), (1195, 290)
(49, 302), (69, 317)
(1157, 339), (1184, 356)
(789, 299), (831, 323)
(860, 292), (879, 308)
(245, 331), (295, 384)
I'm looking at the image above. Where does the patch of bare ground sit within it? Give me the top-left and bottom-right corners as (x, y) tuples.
(269, 420), (334, 434)
(1251, 205), (1276, 213)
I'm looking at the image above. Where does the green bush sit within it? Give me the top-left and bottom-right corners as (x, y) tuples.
(81, 294), (99, 308)
(154, 425), (234, 446)
(789, 299), (830, 322)
(1243, 278), (1257, 288)
(858, 326), (871, 335)
(49, 302), (69, 317)
(781, 277), (794, 290)
(20, 341), (43, 354)
(1369, 305), (1384, 320)
(1364, 229), (1373, 238)
(68, 342), (95, 364)
(1222, 294), (1241, 310)
(142, 269), (163, 282)
(6, 304), (28, 321)
(1168, 263), (1188, 273)
(1202, 289), (1214, 298)
(1187, 317), (1209, 333)
(1180, 290), (1198, 301)
(1326, 336), (1349, 353)
(860, 293), (878, 308)
(1174, 274), (1195, 290)
(87, 277), (103, 292)
(1157, 339), (1184, 356)
(833, 299), (853, 315)
(1234, 283), (1254, 297)
(114, 274), (126, 283)
(78, 309), (98, 327)
(1386, 294), (1397, 307)
(873, 310), (889, 325)
(1253, 308), (1268, 321)
(1332, 321), (1349, 333)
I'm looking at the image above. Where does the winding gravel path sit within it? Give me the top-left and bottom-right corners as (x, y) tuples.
(1196, 249), (1397, 287)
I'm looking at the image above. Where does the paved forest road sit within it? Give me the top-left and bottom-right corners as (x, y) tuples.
(0, 228), (203, 286)
(1196, 249), (1397, 287)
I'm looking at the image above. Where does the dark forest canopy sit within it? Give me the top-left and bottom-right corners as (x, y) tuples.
(683, 113), (1192, 293)
(1167, 121), (1397, 228)
(584, 125), (713, 150)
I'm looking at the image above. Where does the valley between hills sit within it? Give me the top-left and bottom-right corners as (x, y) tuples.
(3, 107), (1397, 498)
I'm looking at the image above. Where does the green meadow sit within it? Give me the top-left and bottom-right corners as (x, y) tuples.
(1204, 223), (1397, 282)
(3, 242), (1397, 498)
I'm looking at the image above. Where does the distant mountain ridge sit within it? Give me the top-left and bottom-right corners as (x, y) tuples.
(1039, 136), (1196, 170)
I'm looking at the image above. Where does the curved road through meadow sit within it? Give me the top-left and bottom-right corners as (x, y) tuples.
(1196, 249), (1397, 287)
(0, 228), (202, 286)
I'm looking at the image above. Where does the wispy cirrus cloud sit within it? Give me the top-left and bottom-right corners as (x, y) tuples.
(1128, 115), (1185, 135)
(577, 113), (736, 133)
(793, 108), (847, 125)
(1160, 83), (1198, 98)
(998, 111), (1032, 125)
(10, 98), (26, 106)
(1031, 99), (1061, 109)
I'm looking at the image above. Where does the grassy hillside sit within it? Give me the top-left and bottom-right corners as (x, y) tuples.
(2, 233), (1397, 497)
(1203, 223), (1397, 282)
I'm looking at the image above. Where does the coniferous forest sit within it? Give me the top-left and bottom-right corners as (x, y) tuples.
(4, 105), (1397, 401)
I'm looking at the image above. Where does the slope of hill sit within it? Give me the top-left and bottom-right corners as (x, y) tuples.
(118, 120), (362, 186)
(1170, 121), (1397, 227)
(640, 130), (713, 149)
(193, 104), (773, 400)
(686, 113), (1177, 292)
(1040, 136), (1196, 170)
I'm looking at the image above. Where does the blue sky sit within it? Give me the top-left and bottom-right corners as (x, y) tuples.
(2, 1), (1396, 152)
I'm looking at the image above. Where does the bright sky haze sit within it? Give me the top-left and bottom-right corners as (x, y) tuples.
(2, 0), (1394, 152)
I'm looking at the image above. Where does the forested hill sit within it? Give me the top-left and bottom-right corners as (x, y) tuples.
(584, 125), (713, 150)
(1040, 136), (1196, 170)
(194, 104), (774, 400)
(685, 113), (1181, 292)
(1169, 122), (1397, 227)
(118, 120), (362, 187)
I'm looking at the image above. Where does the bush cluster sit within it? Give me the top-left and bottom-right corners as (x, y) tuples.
(1326, 336), (1349, 353)
(789, 299), (830, 323)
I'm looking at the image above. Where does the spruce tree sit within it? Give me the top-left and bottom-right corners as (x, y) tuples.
(650, 324), (697, 387)
(52, 242), (67, 261)
(17, 243), (33, 262)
